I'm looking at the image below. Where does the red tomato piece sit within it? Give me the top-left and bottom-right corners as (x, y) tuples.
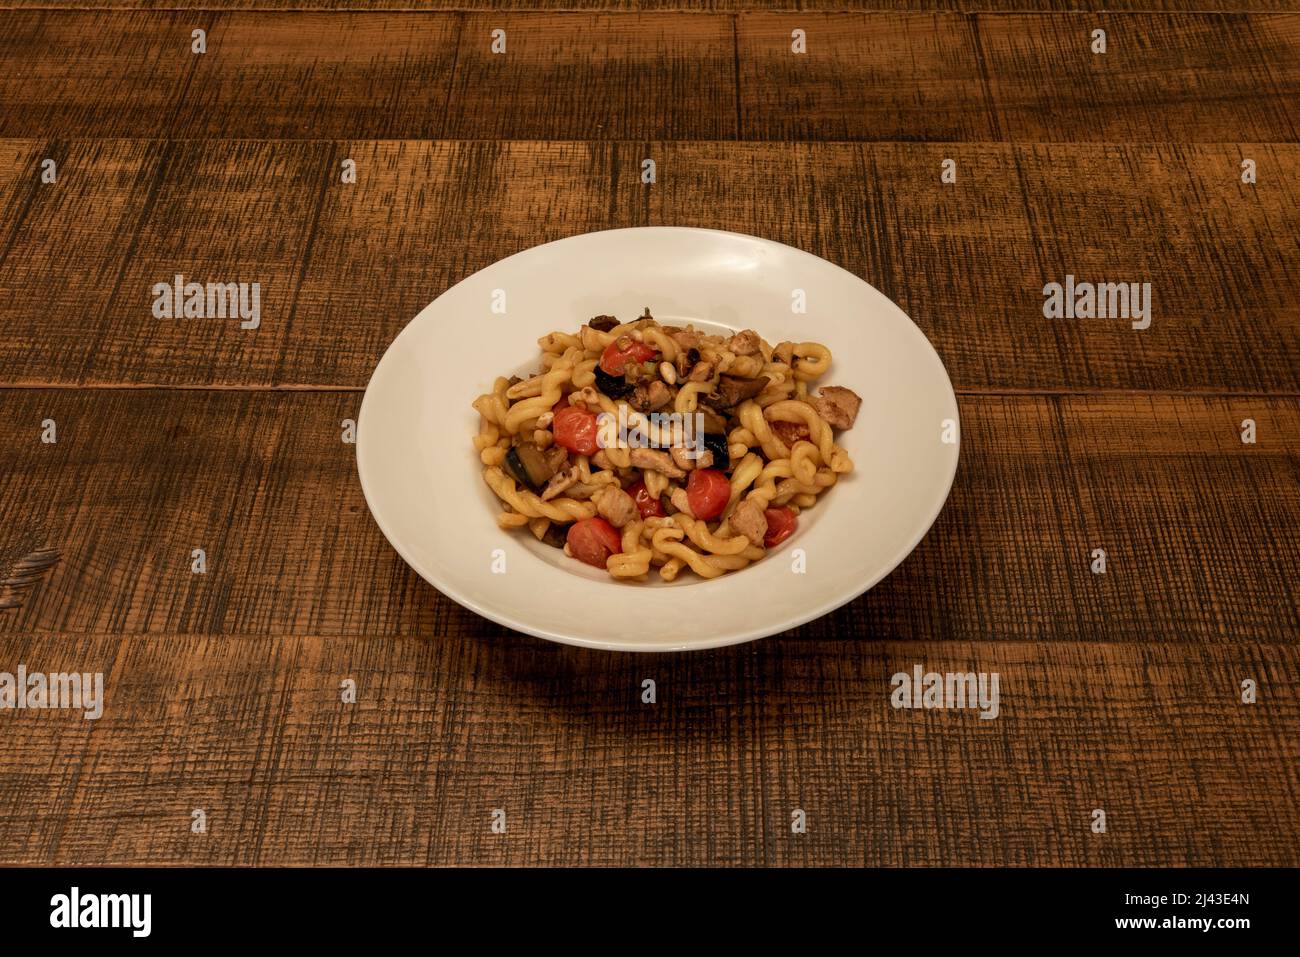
(686, 468), (731, 522)
(552, 405), (600, 457)
(599, 339), (659, 376)
(628, 480), (666, 518)
(763, 507), (797, 548)
(567, 517), (622, 568)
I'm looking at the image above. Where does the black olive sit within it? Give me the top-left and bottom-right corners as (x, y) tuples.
(702, 432), (730, 471)
(594, 365), (632, 399)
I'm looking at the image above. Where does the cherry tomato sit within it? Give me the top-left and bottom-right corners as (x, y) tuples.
(567, 517), (622, 568)
(686, 468), (731, 522)
(599, 338), (658, 376)
(628, 480), (665, 518)
(763, 506), (797, 547)
(552, 405), (600, 457)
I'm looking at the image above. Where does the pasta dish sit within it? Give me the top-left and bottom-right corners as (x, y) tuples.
(471, 311), (861, 581)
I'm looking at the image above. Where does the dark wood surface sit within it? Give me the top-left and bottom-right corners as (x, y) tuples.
(0, 140), (1295, 391)
(2, 13), (1299, 139)
(1, 390), (1297, 641)
(0, 3), (1296, 867)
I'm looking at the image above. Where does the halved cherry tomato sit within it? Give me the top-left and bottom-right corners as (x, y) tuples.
(628, 480), (665, 518)
(567, 517), (622, 568)
(552, 405), (600, 456)
(686, 468), (730, 522)
(763, 506), (797, 547)
(599, 338), (658, 376)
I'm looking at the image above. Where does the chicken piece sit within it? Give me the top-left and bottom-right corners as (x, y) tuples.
(687, 359), (717, 383)
(630, 448), (686, 479)
(596, 486), (638, 528)
(730, 499), (769, 545)
(633, 380), (673, 412)
(543, 446), (570, 473)
(647, 380), (672, 409)
(813, 386), (863, 430)
(666, 327), (702, 351)
(726, 330), (762, 356)
(540, 466), (580, 501)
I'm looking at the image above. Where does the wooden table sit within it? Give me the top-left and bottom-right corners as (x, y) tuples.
(0, 1), (1296, 867)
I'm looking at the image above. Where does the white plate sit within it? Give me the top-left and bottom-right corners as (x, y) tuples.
(357, 227), (960, 652)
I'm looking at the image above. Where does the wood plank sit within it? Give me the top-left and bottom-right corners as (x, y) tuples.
(0, 632), (1293, 865)
(2, 12), (1298, 140)
(2, 2), (1298, 15)
(975, 12), (1300, 142)
(0, 390), (1295, 642)
(0, 11), (461, 139)
(174, 13), (462, 139)
(739, 12), (999, 141)
(0, 140), (1296, 391)
(738, 12), (1300, 141)
(443, 13), (738, 139)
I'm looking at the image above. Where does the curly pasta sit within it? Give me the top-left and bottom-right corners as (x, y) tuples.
(472, 313), (861, 582)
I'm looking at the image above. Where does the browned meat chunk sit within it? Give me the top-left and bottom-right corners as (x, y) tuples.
(647, 381), (672, 409)
(666, 327), (702, 350)
(543, 446), (570, 473)
(711, 374), (768, 409)
(596, 486), (638, 528)
(813, 386), (862, 430)
(687, 359), (717, 383)
(730, 499), (769, 545)
(632, 380), (673, 412)
(771, 420), (810, 447)
(726, 330), (762, 356)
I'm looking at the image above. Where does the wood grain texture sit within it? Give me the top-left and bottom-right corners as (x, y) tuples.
(738, 13), (1300, 141)
(0, 140), (1295, 391)
(4, 2), (1300, 12)
(1, 12), (1298, 139)
(444, 13), (739, 138)
(0, 12), (461, 139)
(0, 389), (1295, 642)
(0, 1), (1295, 872)
(0, 632), (1293, 865)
